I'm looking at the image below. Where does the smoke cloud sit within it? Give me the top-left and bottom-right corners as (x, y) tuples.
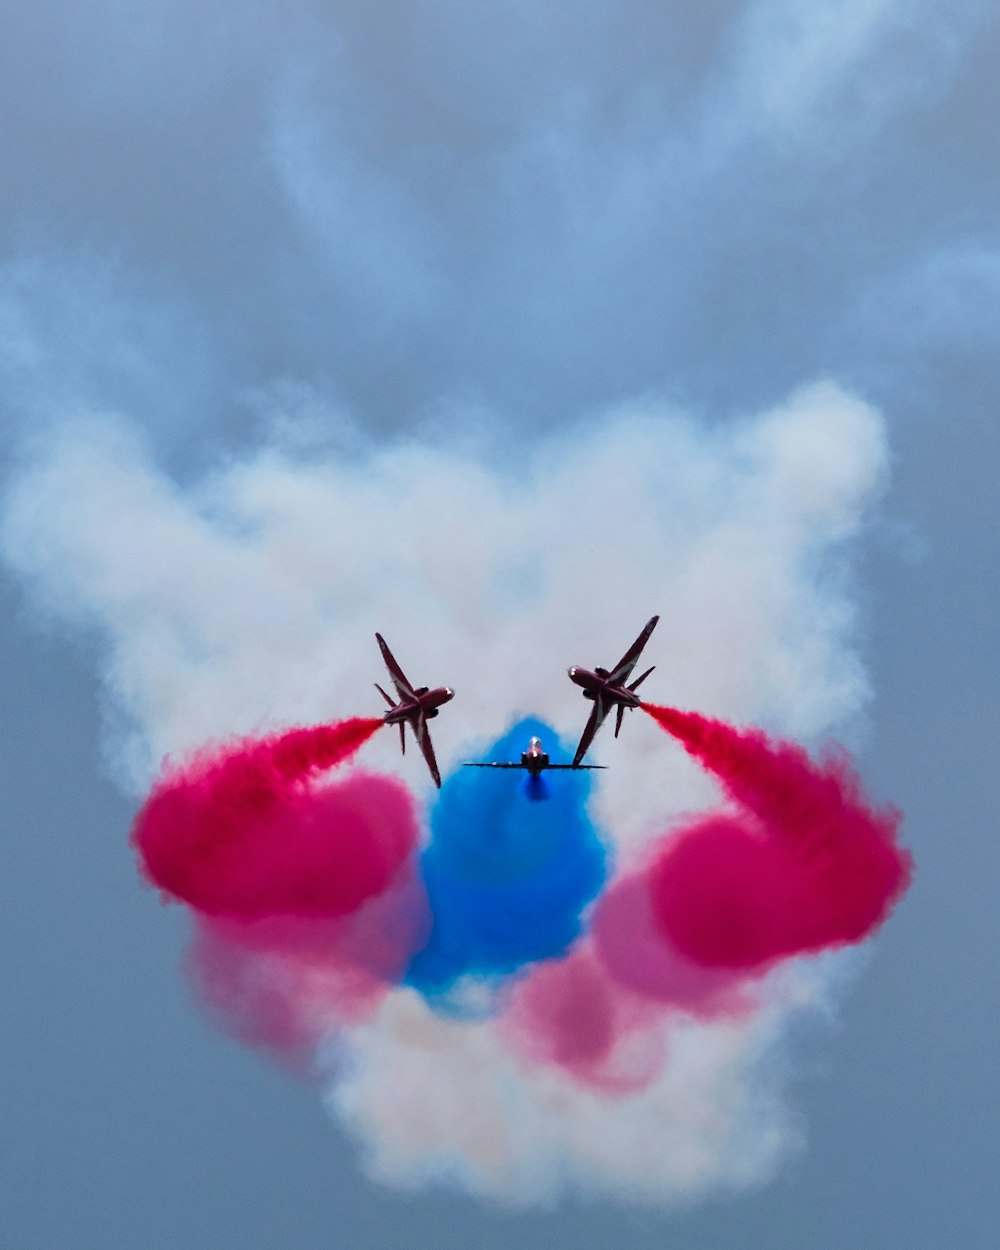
(642, 705), (911, 967)
(0, 375), (906, 1203)
(132, 717), (404, 918)
(0, 1), (988, 434)
(406, 717), (608, 1006)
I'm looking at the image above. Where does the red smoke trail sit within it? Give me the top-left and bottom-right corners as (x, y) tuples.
(132, 717), (416, 920)
(641, 705), (912, 969)
(131, 717), (429, 1063)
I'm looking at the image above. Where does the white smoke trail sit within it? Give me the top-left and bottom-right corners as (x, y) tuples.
(1, 380), (887, 1202)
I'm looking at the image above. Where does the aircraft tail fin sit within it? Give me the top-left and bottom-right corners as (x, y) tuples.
(399, 722), (406, 755)
(375, 682), (395, 708)
(615, 704), (626, 737)
(628, 665), (655, 693)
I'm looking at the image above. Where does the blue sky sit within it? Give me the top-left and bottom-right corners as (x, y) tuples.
(1, 1), (998, 1245)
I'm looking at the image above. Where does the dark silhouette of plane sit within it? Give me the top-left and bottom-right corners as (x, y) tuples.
(568, 615), (659, 765)
(374, 633), (454, 787)
(464, 736), (606, 778)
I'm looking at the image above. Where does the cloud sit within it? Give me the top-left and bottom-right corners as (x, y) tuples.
(847, 240), (1000, 355)
(704, 0), (962, 151)
(1, 0), (987, 431)
(0, 255), (218, 446)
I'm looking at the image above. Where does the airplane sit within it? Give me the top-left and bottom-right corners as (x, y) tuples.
(568, 615), (659, 765)
(374, 632), (455, 787)
(464, 736), (606, 779)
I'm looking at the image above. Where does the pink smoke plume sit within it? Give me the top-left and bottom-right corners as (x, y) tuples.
(503, 946), (668, 1094)
(186, 864), (429, 1070)
(131, 717), (428, 1061)
(132, 717), (417, 920)
(641, 705), (913, 969)
(503, 861), (756, 1093)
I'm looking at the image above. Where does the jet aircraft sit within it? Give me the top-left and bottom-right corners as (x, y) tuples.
(568, 615), (659, 765)
(465, 736), (606, 779)
(374, 632), (454, 787)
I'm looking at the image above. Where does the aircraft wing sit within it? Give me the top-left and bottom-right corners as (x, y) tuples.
(463, 762), (607, 771)
(376, 633), (417, 701)
(573, 696), (610, 766)
(545, 763), (607, 770)
(412, 710), (442, 788)
(608, 615), (659, 685)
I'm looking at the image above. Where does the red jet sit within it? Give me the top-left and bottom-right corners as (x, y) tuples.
(464, 736), (606, 779)
(374, 633), (455, 787)
(568, 615), (659, 765)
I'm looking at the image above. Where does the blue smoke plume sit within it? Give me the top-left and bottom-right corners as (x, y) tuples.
(405, 717), (609, 1010)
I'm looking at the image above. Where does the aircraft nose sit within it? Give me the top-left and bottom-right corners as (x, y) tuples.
(444, 687), (455, 701)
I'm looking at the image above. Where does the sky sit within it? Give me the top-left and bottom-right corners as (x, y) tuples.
(1, 1), (998, 1246)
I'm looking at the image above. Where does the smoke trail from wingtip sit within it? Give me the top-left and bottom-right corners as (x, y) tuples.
(641, 704), (912, 968)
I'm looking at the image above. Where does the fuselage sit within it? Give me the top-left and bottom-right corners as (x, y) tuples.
(382, 685), (454, 724)
(568, 666), (642, 709)
(520, 737), (550, 776)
